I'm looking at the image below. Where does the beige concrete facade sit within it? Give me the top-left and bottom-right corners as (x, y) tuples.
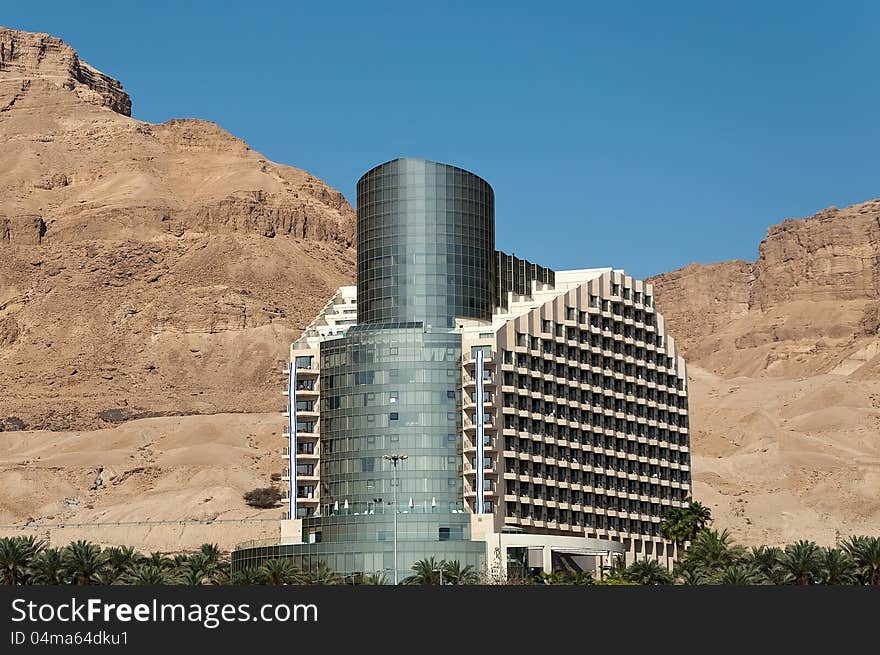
(282, 286), (357, 516)
(281, 269), (691, 572)
(460, 269), (690, 567)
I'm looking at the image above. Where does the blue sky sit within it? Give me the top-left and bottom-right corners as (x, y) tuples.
(6, 1), (879, 278)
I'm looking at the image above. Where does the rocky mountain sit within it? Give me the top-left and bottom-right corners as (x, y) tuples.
(650, 199), (880, 545)
(1, 26), (877, 549)
(0, 26), (131, 116)
(0, 27), (357, 434)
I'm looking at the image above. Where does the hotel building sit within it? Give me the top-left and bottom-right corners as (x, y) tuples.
(232, 158), (691, 581)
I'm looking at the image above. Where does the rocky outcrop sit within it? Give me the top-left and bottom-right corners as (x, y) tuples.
(0, 28), (356, 248)
(0, 26), (131, 115)
(0, 27), (356, 431)
(751, 200), (880, 309)
(650, 199), (880, 361)
(0, 215), (45, 244)
(649, 260), (752, 352)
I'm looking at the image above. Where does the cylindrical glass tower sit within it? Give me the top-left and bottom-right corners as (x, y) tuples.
(318, 326), (463, 519)
(356, 158), (495, 327)
(236, 159), (493, 581)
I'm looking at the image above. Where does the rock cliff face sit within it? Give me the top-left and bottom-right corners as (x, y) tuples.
(751, 202), (880, 308)
(649, 199), (880, 545)
(650, 199), (880, 377)
(647, 260), (752, 353)
(0, 27), (131, 115)
(0, 27), (356, 432)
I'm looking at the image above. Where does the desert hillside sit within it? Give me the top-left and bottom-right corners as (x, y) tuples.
(0, 27), (356, 432)
(650, 199), (880, 545)
(0, 27), (355, 548)
(2, 26), (878, 551)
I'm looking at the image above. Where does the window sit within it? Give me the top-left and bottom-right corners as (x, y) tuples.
(389, 412), (399, 421)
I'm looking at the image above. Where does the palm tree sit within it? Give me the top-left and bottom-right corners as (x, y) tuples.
(819, 548), (856, 585)
(748, 545), (782, 583)
(687, 500), (712, 533)
(717, 564), (761, 585)
(261, 559), (302, 585)
(174, 553), (210, 585)
(681, 528), (746, 576)
(0, 536), (44, 585)
(302, 562), (338, 585)
(674, 564), (708, 585)
(145, 552), (173, 570)
(28, 547), (65, 585)
(565, 571), (595, 585)
(176, 564), (207, 586)
(659, 507), (692, 551)
(123, 564), (171, 585)
(176, 547), (227, 585)
(841, 536), (880, 585)
(660, 501), (713, 553)
(62, 540), (109, 585)
(199, 544), (222, 563)
(403, 557), (446, 585)
(624, 559), (673, 585)
(442, 560), (479, 585)
(361, 573), (388, 585)
(105, 546), (139, 584)
(199, 543), (223, 567)
(780, 540), (821, 585)
(232, 566), (265, 585)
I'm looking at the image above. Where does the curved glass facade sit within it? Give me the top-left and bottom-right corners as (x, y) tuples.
(289, 325), (483, 580)
(356, 158), (495, 327)
(317, 326), (464, 515)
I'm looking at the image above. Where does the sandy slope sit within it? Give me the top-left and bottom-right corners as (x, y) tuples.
(690, 367), (880, 546)
(0, 413), (284, 550)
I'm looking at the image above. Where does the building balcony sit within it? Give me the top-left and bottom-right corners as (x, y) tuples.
(463, 440), (496, 455)
(463, 350), (495, 366)
(292, 367), (319, 380)
(282, 429), (319, 439)
(281, 448), (319, 460)
(462, 395), (495, 410)
(282, 473), (319, 483)
(463, 487), (497, 499)
(281, 494), (319, 505)
(463, 375), (496, 389)
(464, 466), (498, 478)
(462, 416), (496, 431)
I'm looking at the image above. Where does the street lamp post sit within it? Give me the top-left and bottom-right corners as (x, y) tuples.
(383, 453), (408, 584)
